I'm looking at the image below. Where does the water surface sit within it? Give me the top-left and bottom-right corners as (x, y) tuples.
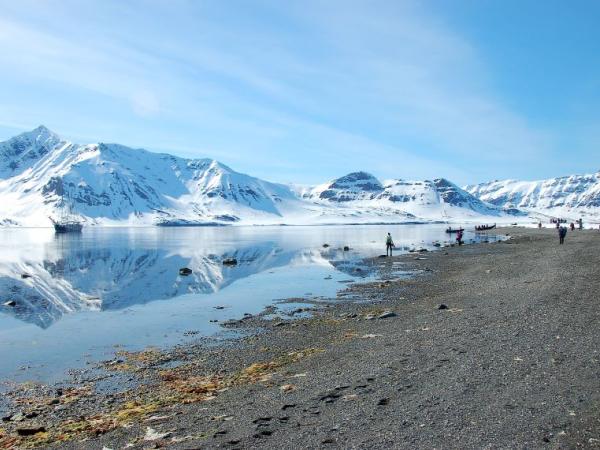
(0, 224), (501, 385)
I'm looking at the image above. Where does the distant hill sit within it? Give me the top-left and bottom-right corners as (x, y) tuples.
(465, 173), (600, 221)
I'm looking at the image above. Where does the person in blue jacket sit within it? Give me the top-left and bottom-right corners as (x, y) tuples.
(558, 226), (567, 244)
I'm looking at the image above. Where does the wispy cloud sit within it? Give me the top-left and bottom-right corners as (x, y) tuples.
(0, 0), (560, 184)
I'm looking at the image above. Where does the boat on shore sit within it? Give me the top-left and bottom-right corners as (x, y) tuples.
(445, 227), (464, 233)
(475, 223), (496, 231)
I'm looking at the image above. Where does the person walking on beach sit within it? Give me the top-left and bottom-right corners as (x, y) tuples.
(456, 229), (464, 246)
(386, 233), (394, 257)
(558, 226), (567, 245)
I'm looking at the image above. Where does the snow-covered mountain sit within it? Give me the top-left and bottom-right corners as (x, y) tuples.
(0, 126), (308, 226)
(465, 172), (600, 221)
(0, 126), (510, 226)
(301, 171), (506, 220)
(303, 172), (385, 202)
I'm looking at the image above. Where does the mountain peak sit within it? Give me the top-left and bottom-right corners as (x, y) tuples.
(12, 125), (61, 144)
(33, 124), (52, 134)
(307, 171), (384, 202)
(0, 126), (65, 178)
(329, 171), (382, 190)
(433, 177), (455, 187)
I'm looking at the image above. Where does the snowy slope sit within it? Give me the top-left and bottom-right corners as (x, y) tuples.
(302, 172), (510, 221)
(465, 172), (600, 221)
(0, 126), (309, 226)
(305, 172), (384, 202)
(0, 126), (64, 178)
(0, 127), (511, 226)
(380, 178), (503, 219)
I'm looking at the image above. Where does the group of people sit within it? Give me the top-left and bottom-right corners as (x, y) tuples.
(385, 218), (593, 254)
(560, 218), (583, 231)
(536, 218), (586, 244)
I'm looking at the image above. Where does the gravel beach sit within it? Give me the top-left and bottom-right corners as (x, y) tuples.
(2, 227), (599, 449)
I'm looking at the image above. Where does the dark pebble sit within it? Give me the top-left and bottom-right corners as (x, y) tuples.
(16, 426), (46, 436)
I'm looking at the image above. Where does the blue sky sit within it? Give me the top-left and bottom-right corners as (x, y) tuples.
(0, 0), (598, 185)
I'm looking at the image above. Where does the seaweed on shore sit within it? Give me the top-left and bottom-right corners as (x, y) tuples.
(1, 346), (324, 448)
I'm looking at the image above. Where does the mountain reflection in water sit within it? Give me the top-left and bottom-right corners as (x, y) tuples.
(0, 225), (505, 384)
(0, 227), (379, 328)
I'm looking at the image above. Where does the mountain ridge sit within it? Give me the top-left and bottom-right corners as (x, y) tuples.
(465, 172), (600, 220)
(0, 126), (519, 226)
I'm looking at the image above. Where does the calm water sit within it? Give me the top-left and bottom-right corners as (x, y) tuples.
(0, 224), (500, 385)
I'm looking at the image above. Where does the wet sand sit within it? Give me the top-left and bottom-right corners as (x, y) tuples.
(2, 227), (600, 449)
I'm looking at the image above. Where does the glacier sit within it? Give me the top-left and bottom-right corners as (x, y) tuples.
(0, 126), (520, 227)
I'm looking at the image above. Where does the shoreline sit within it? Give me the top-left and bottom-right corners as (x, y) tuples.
(0, 220), (510, 229)
(1, 227), (599, 448)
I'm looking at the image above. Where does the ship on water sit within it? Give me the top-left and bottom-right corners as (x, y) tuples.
(49, 180), (83, 233)
(50, 218), (83, 233)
